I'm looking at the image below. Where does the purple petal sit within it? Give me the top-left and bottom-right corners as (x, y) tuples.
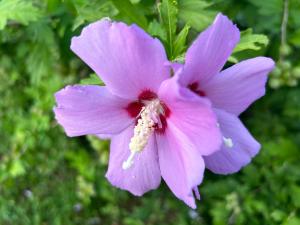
(158, 77), (222, 156)
(179, 13), (240, 87)
(204, 109), (260, 174)
(71, 19), (170, 99)
(54, 85), (132, 137)
(203, 57), (275, 115)
(106, 125), (161, 196)
(156, 122), (205, 209)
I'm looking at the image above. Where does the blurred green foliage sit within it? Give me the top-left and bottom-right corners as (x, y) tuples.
(0, 0), (300, 224)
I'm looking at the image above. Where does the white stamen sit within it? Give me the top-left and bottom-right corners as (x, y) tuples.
(223, 137), (234, 148)
(122, 100), (162, 170)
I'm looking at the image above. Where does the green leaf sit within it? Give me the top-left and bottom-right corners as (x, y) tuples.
(291, 185), (300, 208)
(80, 73), (104, 85)
(130, 0), (141, 3)
(178, 0), (216, 31)
(290, 0), (300, 27)
(72, 0), (118, 29)
(158, 0), (178, 59)
(246, 0), (282, 33)
(110, 0), (147, 29)
(77, 176), (95, 204)
(283, 217), (300, 225)
(65, 149), (95, 180)
(228, 56), (239, 64)
(25, 22), (58, 84)
(270, 210), (286, 222)
(233, 28), (269, 53)
(147, 20), (167, 42)
(248, 0), (282, 16)
(289, 29), (300, 47)
(173, 24), (190, 59)
(0, 0), (41, 30)
(9, 159), (25, 177)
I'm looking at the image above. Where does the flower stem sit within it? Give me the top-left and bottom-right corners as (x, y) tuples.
(280, 0), (289, 62)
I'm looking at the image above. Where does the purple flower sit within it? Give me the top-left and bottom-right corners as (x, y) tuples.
(54, 19), (222, 208)
(177, 13), (275, 174)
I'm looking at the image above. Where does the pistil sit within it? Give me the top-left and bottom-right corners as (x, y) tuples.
(122, 100), (162, 170)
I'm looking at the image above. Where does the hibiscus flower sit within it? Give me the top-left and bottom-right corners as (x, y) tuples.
(177, 13), (275, 174)
(54, 18), (222, 208)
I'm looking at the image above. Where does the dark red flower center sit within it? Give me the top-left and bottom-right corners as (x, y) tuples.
(125, 90), (170, 133)
(188, 82), (206, 97)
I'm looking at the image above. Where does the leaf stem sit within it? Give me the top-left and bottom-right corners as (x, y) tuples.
(280, 0), (289, 62)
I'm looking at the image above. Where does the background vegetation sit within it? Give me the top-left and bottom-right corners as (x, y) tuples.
(0, 0), (300, 224)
